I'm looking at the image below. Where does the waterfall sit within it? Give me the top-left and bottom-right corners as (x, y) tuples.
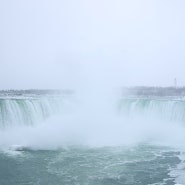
(0, 96), (71, 127)
(118, 98), (185, 122)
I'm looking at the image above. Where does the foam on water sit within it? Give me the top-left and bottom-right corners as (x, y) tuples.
(168, 152), (185, 185)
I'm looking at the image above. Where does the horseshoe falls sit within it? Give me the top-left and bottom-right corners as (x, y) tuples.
(1, 96), (185, 127)
(1, 91), (185, 185)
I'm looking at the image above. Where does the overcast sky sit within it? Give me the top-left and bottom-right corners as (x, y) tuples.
(0, 0), (185, 90)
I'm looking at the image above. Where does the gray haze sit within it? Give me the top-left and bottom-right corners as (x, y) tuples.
(0, 0), (185, 89)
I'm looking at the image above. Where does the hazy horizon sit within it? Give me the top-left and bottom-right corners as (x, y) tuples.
(0, 0), (185, 90)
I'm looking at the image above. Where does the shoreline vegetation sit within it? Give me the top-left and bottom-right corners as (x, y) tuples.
(122, 86), (185, 97)
(0, 89), (74, 96)
(1, 86), (185, 97)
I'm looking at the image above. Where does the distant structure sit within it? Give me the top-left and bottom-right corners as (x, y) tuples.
(174, 78), (177, 89)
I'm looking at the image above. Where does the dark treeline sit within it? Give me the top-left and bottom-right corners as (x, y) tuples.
(1, 87), (185, 97)
(0, 89), (74, 96)
(122, 86), (185, 97)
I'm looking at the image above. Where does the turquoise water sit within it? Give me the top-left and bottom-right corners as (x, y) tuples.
(0, 145), (182, 185)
